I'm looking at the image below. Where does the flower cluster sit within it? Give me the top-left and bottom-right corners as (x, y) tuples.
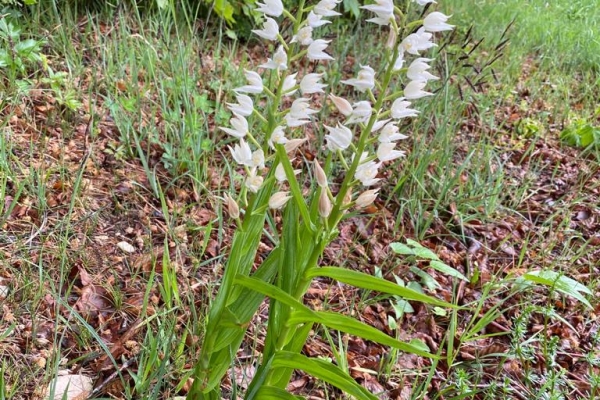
(219, 0), (453, 218)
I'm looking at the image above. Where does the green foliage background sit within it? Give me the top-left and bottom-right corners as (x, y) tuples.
(4, 0), (361, 25)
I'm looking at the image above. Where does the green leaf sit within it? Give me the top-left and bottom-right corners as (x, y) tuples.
(288, 310), (435, 358)
(410, 266), (441, 291)
(429, 260), (468, 281)
(233, 275), (316, 319)
(305, 267), (457, 308)
(272, 352), (378, 400)
(343, 0), (361, 18)
(560, 124), (600, 148)
(522, 270), (592, 308)
(406, 239), (441, 260)
(255, 386), (304, 399)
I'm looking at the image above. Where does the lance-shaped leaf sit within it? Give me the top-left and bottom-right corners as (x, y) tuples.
(255, 386), (305, 399)
(272, 352), (378, 400)
(233, 275), (317, 320)
(305, 267), (457, 308)
(287, 310), (435, 358)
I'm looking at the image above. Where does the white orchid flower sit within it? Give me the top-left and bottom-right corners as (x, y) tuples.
(220, 115), (248, 138)
(341, 65), (375, 92)
(423, 12), (454, 32)
(260, 46), (288, 70)
(229, 138), (253, 166)
(377, 142), (406, 162)
(404, 80), (432, 99)
(324, 123), (353, 151)
(300, 73), (326, 94)
(355, 160), (382, 186)
(226, 94), (254, 117)
(407, 58), (439, 82)
(235, 70), (264, 94)
(255, 0), (284, 17)
(307, 39), (334, 61)
(252, 17), (279, 41)
(391, 97), (420, 118)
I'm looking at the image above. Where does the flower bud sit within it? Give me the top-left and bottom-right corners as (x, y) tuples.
(355, 189), (379, 209)
(223, 193), (240, 219)
(314, 160), (327, 188)
(386, 27), (397, 49)
(318, 190), (332, 218)
(269, 191), (292, 210)
(328, 93), (353, 116)
(284, 138), (308, 154)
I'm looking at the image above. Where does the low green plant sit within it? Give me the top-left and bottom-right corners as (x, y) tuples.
(0, 14), (44, 89)
(187, 1), (459, 398)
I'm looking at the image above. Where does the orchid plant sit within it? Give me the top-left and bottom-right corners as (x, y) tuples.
(188, 1), (455, 398)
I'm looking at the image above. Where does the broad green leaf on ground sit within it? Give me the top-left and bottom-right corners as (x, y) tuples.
(520, 270), (592, 308)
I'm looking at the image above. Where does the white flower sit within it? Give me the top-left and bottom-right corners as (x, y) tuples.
(361, 0), (394, 26)
(269, 191), (292, 209)
(252, 148), (265, 169)
(401, 28), (436, 55)
(229, 138), (253, 166)
(307, 39), (334, 61)
(423, 12), (454, 32)
(355, 189), (379, 209)
(268, 125), (288, 148)
(284, 138), (308, 153)
(255, 0), (284, 17)
(404, 80), (432, 99)
(235, 70), (263, 94)
(379, 122), (408, 142)
(245, 168), (264, 193)
(318, 190), (332, 218)
(377, 142), (405, 162)
(300, 73), (326, 94)
(314, 0), (341, 17)
(413, 0), (436, 5)
(355, 160), (382, 186)
(393, 47), (405, 71)
(407, 58), (439, 82)
(260, 46), (288, 70)
(391, 97), (420, 118)
(307, 11), (331, 27)
(324, 123), (353, 151)
(275, 162), (301, 182)
(347, 101), (372, 124)
(289, 97), (318, 120)
(329, 93), (353, 116)
(285, 98), (317, 127)
(371, 119), (391, 133)
(252, 17), (279, 41)
(282, 73), (298, 96)
(226, 94), (253, 117)
(220, 115), (248, 138)
(291, 26), (313, 45)
(341, 65), (375, 92)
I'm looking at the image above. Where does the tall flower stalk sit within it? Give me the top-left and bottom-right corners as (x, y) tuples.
(188, 1), (455, 398)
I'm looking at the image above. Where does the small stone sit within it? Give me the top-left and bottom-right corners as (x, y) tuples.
(117, 241), (136, 253)
(44, 374), (93, 400)
(0, 285), (8, 299)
